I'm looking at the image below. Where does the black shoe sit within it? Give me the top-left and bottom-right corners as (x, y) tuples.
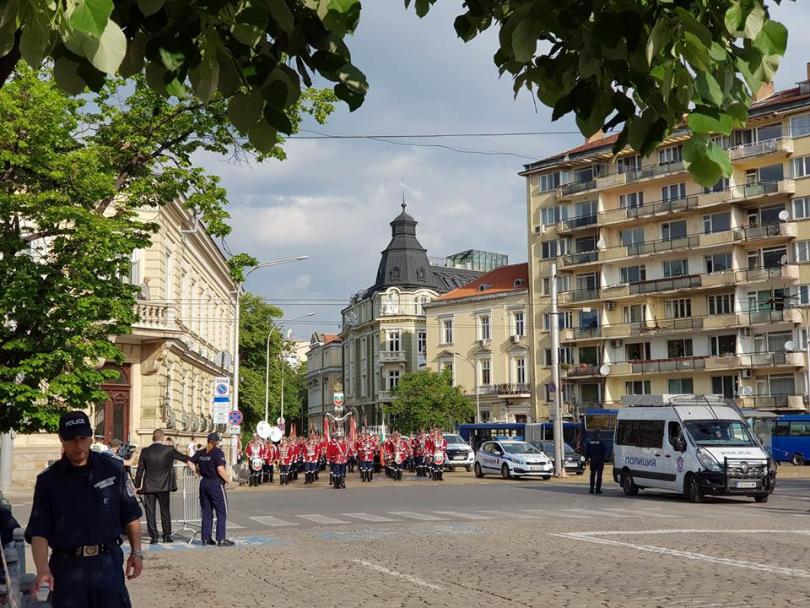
(162, 535), (173, 543)
(596, 490), (603, 494)
(589, 489), (594, 494)
(203, 539), (216, 546)
(217, 539), (235, 547)
(149, 537), (159, 545)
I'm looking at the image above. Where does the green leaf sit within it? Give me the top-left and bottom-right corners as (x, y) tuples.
(681, 31), (710, 71)
(687, 108), (734, 135)
(227, 92), (264, 133)
(145, 61), (168, 94)
(0, 21), (17, 58)
(706, 140), (733, 176)
(726, 102), (748, 123)
(695, 72), (723, 106)
(19, 16), (50, 68)
(646, 18), (670, 66)
(675, 7), (712, 47)
(262, 104), (293, 134)
(159, 48), (184, 71)
(165, 77), (187, 98)
(337, 62), (368, 95)
(334, 82), (363, 111)
(511, 18), (537, 63)
(414, 0), (431, 18)
(708, 42), (727, 62)
(137, 0), (165, 17)
(744, 6), (765, 40)
(725, 1), (743, 34)
(267, 0), (294, 34)
(69, 0), (113, 39)
(83, 19), (127, 74)
(247, 121), (278, 153)
(755, 20), (788, 56)
(53, 56), (87, 95)
(189, 58), (219, 103)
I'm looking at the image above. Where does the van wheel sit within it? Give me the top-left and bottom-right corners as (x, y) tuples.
(501, 464), (511, 480)
(792, 454), (804, 466)
(685, 475), (703, 503)
(620, 470), (639, 496)
(754, 495), (769, 503)
(474, 463), (484, 478)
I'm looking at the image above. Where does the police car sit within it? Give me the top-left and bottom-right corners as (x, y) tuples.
(473, 440), (553, 479)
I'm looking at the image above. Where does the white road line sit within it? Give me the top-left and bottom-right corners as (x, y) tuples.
(602, 507), (682, 518)
(342, 512), (401, 523)
(296, 514), (351, 525)
(569, 508), (632, 518)
(476, 510), (542, 519)
(433, 511), (494, 520)
(352, 559), (442, 590)
(226, 520), (246, 529)
(249, 515), (298, 527)
(521, 509), (590, 519)
(388, 511), (447, 521)
(555, 529), (810, 578)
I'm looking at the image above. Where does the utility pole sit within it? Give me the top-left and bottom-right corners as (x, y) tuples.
(550, 263), (564, 478)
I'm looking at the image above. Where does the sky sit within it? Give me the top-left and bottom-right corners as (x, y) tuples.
(196, 1), (810, 341)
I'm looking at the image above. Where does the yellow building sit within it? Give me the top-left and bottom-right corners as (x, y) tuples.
(523, 68), (810, 418)
(306, 332), (343, 430)
(13, 199), (237, 487)
(424, 264), (532, 422)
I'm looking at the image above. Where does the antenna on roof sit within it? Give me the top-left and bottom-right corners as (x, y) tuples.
(401, 177), (406, 212)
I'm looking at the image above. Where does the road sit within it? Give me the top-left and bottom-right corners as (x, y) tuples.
(12, 469), (810, 606)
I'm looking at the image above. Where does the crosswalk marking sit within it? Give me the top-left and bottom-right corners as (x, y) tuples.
(569, 508), (632, 518)
(343, 512), (401, 523)
(433, 511), (493, 520)
(602, 507), (682, 518)
(226, 520), (246, 529)
(296, 514), (351, 525)
(388, 511), (447, 521)
(520, 509), (590, 519)
(476, 509), (542, 519)
(250, 515), (298, 527)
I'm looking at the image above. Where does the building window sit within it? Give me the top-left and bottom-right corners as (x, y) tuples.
(793, 156), (810, 178)
(668, 378), (694, 393)
(129, 249), (141, 285)
(542, 239), (568, 259)
(704, 177), (730, 194)
(515, 358), (527, 384)
(790, 114), (810, 138)
(543, 348), (573, 366)
(388, 370), (400, 390)
(513, 311), (525, 337)
(387, 330), (401, 352)
(661, 183), (686, 202)
(479, 315), (491, 341)
(712, 375), (737, 398)
(538, 171), (567, 192)
(625, 342), (651, 361)
(707, 293), (734, 315)
(626, 380), (651, 395)
(667, 339), (693, 358)
(620, 265), (646, 284)
(796, 241), (810, 263)
(479, 359), (491, 386)
(663, 259), (689, 278)
(705, 252), (732, 274)
(620, 227), (645, 246)
(799, 285), (810, 305)
(623, 304), (646, 324)
(541, 205), (568, 225)
(442, 319), (453, 344)
(417, 330), (426, 355)
(794, 197), (810, 219)
(665, 299), (691, 319)
(661, 220), (687, 240)
(543, 311), (573, 330)
(710, 335), (736, 356)
(619, 191), (644, 209)
(658, 145), (682, 165)
(703, 212), (731, 234)
(618, 155), (642, 173)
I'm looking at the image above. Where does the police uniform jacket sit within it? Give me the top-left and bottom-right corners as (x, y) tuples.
(25, 451), (142, 548)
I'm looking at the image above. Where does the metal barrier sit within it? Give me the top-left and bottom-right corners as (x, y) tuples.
(171, 464), (201, 543)
(0, 529), (48, 608)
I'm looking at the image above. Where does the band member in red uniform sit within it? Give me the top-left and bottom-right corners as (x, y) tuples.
(431, 427), (448, 481)
(263, 439), (277, 484)
(278, 437), (294, 485)
(357, 431), (375, 482)
(413, 430), (426, 477)
(246, 434), (264, 487)
(304, 437), (319, 484)
(326, 431), (349, 489)
(390, 431), (408, 481)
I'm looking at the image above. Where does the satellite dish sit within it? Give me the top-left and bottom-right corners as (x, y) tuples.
(256, 420), (272, 439)
(596, 237), (606, 250)
(739, 386), (754, 397)
(784, 340), (795, 352)
(778, 210), (790, 222)
(780, 254), (789, 266)
(268, 426), (283, 442)
(599, 365), (610, 376)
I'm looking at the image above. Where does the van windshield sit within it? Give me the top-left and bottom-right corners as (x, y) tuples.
(684, 420), (757, 447)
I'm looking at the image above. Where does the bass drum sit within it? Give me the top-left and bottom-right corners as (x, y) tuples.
(433, 450), (445, 466)
(268, 426), (283, 443)
(250, 457), (264, 472)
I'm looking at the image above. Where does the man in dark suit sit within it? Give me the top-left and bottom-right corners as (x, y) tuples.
(134, 429), (190, 544)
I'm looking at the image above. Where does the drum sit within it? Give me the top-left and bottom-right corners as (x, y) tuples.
(251, 457), (264, 472)
(394, 451), (404, 465)
(433, 450), (445, 466)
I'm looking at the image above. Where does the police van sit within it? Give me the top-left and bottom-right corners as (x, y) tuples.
(612, 395), (776, 503)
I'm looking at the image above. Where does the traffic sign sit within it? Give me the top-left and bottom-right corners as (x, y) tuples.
(228, 410), (243, 426)
(333, 391), (344, 407)
(227, 424), (241, 435)
(213, 403), (229, 425)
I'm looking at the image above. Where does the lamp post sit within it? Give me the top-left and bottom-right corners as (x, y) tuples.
(265, 313), (315, 423)
(453, 352), (479, 424)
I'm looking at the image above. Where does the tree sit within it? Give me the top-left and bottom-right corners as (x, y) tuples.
(407, 0), (789, 185)
(0, 0), (367, 153)
(0, 66), (334, 432)
(385, 369), (473, 433)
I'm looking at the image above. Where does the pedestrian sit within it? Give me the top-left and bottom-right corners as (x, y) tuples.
(586, 430), (607, 494)
(189, 433), (234, 547)
(134, 429), (192, 544)
(25, 411), (143, 606)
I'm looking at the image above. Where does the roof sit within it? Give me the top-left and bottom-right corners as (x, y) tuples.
(435, 263), (528, 301)
(323, 334), (340, 344)
(430, 266), (484, 294)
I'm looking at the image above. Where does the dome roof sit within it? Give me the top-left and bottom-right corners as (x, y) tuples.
(370, 203), (437, 293)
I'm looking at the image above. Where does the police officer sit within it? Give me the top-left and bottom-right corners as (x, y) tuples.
(189, 433), (235, 546)
(586, 430), (607, 494)
(25, 411), (144, 607)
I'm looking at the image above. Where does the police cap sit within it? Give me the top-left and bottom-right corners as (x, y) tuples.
(59, 411), (93, 440)
(207, 432), (221, 443)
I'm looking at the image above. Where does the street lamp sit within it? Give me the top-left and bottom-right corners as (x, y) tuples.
(232, 256), (308, 415)
(265, 312), (315, 423)
(453, 352), (479, 424)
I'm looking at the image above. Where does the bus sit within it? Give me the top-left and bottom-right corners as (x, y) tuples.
(458, 423), (526, 452)
(583, 408), (618, 461)
(772, 415), (810, 465)
(528, 422), (584, 452)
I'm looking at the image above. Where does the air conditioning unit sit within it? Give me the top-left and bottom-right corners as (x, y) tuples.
(511, 334), (522, 344)
(610, 339), (622, 349)
(605, 301), (615, 311)
(741, 369), (753, 379)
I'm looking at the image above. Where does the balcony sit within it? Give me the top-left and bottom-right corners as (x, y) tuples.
(728, 137), (793, 161)
(601, 195), (698, 228)
(560, 327), (602, 341)
(741, 352), (804, 369)
(557, 214), (598, 234)
(629, 274), (702, 296)
(610, 356), (707, 376)
(491, 383), (532, 398)
(739, 221), (797, 243)
(729, 179), (795, 202)
(739, 395), (806, 410)
(595, 161), (687, 192)
(739, 265), (799, 285)
(558, 180), (597, 198)
(563, 363), (602, 379)
(134, 302), (178, 332)
(558, 288), (600, 306)
(744, 308), (803, 325)
(560, 250), (599, 268)
(378, 350), (406, 363)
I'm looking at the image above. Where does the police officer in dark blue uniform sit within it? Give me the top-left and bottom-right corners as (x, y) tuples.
(586, 429), (608, 494)
(25, 411), (144, 607)
(189, 432), (234, 546)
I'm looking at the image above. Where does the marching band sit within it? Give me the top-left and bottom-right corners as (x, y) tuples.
(242, 427), (450, 488)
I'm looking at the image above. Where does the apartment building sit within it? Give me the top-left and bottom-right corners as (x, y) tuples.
(424, 263), (532, 423)
(306, 332), (343, 430)
(13, 199), (236, 486)
(340, 203), (482, 427)
(523, 65), (810, 417)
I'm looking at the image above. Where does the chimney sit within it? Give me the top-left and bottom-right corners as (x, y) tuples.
(585, 130), (604, 144)
(806, 61), (810, 82)
(753, 82), (775, 103)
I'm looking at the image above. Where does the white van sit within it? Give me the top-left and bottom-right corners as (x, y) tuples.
(612, 397), (776, 503)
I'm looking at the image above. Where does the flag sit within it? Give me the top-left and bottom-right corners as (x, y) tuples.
(348, 416), (357, 443)
(323, 416), (330, 442)
(289, 423), (297, 440)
